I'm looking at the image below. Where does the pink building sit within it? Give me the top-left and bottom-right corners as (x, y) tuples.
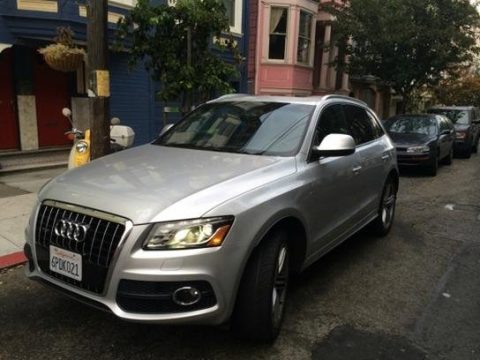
(248, 0), (400, 119)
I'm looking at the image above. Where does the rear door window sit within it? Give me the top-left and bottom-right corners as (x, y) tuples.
(344, 105), (376, 145)
(313, 104), (350, 146)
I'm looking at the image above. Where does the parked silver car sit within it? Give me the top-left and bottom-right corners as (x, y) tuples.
(24, 94), (398, 342)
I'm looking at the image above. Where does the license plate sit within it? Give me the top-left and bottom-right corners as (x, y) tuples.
(49, 245), (82, 281)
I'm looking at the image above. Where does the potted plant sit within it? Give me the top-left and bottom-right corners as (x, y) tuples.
(39, 27), (85, 72)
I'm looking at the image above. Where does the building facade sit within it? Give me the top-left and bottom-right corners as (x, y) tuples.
(0, 0), (248, 152)
(249, 0), (400, 119)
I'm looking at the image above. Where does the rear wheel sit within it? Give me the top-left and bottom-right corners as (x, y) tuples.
(368, 177), (397, 236)
(232, 231), (289, 342)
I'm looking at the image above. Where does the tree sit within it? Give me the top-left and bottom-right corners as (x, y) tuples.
(433, 70), (480, 107)
(116, 0), (241, 120)
(323, 0), (480, 112)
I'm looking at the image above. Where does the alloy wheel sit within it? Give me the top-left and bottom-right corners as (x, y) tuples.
(381, 182), (396, 228)
(272, 245), (288, 329)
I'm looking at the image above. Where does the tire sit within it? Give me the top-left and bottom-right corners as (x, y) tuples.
(232, 231), (290, 342)
(443, 147), (453, 165)
(472, 137), (479, 154)
(368, 177), (397, 237)
(426, 154), (438, 176)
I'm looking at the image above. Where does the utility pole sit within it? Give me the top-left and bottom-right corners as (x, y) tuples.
(87, 0), (110, 160)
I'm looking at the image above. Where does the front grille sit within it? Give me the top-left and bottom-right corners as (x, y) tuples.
(116, 280), (217, 314)
(35, 202), (126, 294)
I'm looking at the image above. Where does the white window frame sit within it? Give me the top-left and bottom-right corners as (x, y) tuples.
(168, 0), (242, 35)
(228, 0), (243, 35)
(109, 0), (137, 9)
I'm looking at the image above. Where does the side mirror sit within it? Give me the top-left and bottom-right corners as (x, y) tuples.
(312, 134), (356, 158)
(111, 117), (121, 125)
(440, 129), (451, 135)
(160, 123), (174, 136)
(62, 107), (72, 118)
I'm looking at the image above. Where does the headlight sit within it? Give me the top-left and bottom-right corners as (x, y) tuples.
(75, 141), (88, 153)
(456, 132), (467, 139)
(143, 217), (234, 250)
(406, 145), (430, 153)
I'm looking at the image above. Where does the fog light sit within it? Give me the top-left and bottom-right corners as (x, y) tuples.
(172, 286), (202, 306)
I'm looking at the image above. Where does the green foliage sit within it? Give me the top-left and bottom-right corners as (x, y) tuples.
(433, 71), (480, 107)
(116, 0), (241, 109)
(323, 0), (480, 111)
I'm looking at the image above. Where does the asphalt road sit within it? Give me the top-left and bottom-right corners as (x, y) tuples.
(1, 154), (479, 360)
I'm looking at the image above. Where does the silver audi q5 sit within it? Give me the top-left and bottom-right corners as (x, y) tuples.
(24, 94), (398, 342)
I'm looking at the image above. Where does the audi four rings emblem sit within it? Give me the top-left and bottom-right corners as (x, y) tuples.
(54, 219), (90, 242)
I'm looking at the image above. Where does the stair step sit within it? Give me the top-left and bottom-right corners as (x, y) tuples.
(0, 147), (70, 171)
(0, 146), (71, 174)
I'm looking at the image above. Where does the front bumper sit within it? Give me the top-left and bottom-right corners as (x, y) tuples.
(25, 202), (248, 325)
(396, 151), (433, 167)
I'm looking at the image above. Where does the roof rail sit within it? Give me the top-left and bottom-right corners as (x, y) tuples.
(214, 93), (251, 100)
(322, 94), (368, 107)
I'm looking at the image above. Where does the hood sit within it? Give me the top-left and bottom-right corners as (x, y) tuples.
(388, 132), (435, 147)
(39, 145), (295, 224)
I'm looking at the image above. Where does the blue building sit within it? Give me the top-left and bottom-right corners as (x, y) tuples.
(0, 0), (247, 152)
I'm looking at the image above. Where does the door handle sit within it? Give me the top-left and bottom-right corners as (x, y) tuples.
(352, 166), (362, 174)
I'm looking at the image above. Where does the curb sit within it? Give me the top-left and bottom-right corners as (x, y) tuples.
(0, 251), (27, 269)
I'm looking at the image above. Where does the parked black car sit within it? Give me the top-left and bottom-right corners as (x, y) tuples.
(384, 114), (455, 176)
(427, 106), (480, 158)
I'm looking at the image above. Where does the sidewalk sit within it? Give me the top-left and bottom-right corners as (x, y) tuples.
(0, 167), (66, 268)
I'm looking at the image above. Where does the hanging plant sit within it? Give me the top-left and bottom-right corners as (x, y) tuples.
(38, 27), (85, 72)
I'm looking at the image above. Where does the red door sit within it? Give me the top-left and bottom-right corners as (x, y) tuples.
(34, 53), (71, 147)
(0, 48), (19, 150)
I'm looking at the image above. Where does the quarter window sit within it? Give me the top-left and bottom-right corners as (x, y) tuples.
(344, 105), (376, 145)
(367, 111), (384, 138)
(297, 11), (313, 64)
(269, 7), (288, 60)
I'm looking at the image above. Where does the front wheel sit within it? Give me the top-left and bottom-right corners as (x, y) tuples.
(232, 231), (289, 342)
(368, 177), (397, 236)
(426, 154), (438, 176)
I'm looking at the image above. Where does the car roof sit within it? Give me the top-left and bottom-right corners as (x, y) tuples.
(429, 106), (476, 111)
(388, 113), (438, 119)
(209, 93), (368, 107)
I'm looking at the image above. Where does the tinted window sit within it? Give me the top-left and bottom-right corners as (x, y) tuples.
(438, 116), (450, 132)
(344, 105), (376, 145)
(154, 101), (315, 156)
(428, 109), (470, 125)
(314, 104), (350, 145)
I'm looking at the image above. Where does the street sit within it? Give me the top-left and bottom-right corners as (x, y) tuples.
(0, 156), (479, 360)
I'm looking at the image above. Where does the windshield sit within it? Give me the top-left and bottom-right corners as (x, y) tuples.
(428, 109), (469, 125)
(154, 101), (315, 156)
(384, 116), (437, 136)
